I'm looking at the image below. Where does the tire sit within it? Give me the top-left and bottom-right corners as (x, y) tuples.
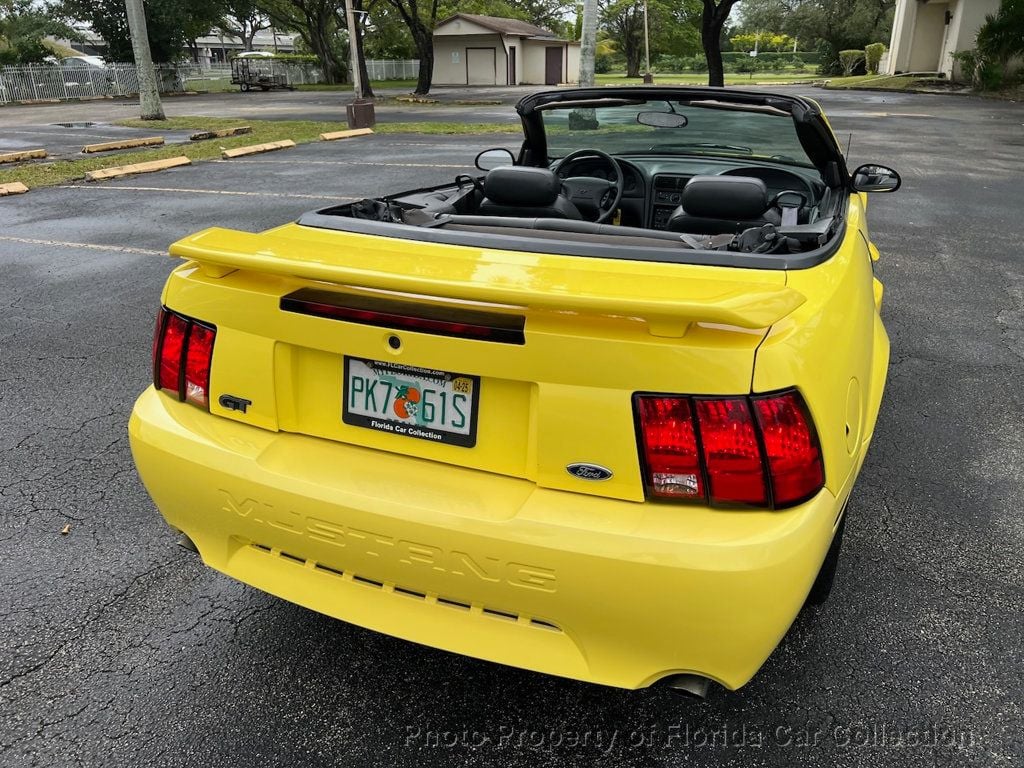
(240, 83), (250, 92)
(804, 511), (847, 607)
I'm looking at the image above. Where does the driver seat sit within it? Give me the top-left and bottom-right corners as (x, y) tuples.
(667, 176), (780, 235)
(478, 166), (582, 220)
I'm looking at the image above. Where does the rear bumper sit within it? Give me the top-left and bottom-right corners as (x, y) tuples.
(129, 387), (843, 690)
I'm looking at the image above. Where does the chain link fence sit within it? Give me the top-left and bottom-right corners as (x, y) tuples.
(365, 59), (419, 81)
(0, 59), (418, 104)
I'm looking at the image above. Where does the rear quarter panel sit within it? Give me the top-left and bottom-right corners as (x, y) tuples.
(753, 195), (889, 502)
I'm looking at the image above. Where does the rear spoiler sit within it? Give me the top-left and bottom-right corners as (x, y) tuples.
(169, 225), (806, 337)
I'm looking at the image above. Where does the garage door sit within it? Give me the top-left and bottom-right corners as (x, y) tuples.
(466, 48), (496, 85)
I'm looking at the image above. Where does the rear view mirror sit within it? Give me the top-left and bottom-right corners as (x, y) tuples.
(475, 148), (515, 171)
(636, 111), (689, 128)
(852, 164), (901, 193)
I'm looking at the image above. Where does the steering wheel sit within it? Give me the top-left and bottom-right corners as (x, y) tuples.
(556, 148), (624, 223)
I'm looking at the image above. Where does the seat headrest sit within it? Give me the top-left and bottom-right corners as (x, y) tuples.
(483, 166), (561, 206)
(682, 176), (769, 220)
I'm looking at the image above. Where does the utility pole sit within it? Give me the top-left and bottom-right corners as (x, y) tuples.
(344, 3), (375, 128)
(579, 0), (598, 87)
(124, 0), (165, 120)
(642, 0), (653, 84)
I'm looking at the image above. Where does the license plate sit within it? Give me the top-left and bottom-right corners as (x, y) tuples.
(342, 357), (480, 448)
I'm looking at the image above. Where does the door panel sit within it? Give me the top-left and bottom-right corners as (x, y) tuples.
(545, 47), (562, 85)
(467, 48), (496, 85)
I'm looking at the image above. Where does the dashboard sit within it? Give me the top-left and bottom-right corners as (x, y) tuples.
(555, 155), (824, 230)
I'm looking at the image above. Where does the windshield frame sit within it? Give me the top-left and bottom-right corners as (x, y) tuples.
(515, 86), (848, 181)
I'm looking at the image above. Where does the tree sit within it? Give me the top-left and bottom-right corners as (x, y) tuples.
(218, 1), (271, 51)
(381, 0), (437, 94)
(0, 0), (80, 64)
(700, 0), (739, 86)
(600, 0), (645, 77)
(735, 0), (894, 72)
(258, 0), (347, 83)
(62, 0), (228, 62)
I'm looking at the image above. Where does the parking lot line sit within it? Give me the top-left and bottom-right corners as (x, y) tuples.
(212, 159), (471, 169)
(56, 184), (358, 201)
(0, 235), (165, 256)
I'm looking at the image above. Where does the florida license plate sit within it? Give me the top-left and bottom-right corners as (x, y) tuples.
(342, 357), (480, 447)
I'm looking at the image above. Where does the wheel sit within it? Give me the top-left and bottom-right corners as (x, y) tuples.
(240, 82), (250, 92)
(804, 511), (847, 606)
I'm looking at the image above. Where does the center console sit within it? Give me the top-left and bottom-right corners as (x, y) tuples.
(650, 175), (690, 230)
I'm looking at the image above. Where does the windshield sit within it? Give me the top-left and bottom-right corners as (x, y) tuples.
(540, 100), (814, 167)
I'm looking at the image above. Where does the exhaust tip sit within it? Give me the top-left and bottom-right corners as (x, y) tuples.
(661, 673), (711, 700)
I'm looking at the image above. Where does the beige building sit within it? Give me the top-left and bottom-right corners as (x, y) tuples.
(885, 0), (1001, 77)
(432, 14), (580, 86)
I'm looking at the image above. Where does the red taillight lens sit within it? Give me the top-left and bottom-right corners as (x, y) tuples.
(636, 397), (702, 499)
(152, 308), (216, 410)
(636, 389), (824, 509)
(695, 398), (767, 505)
(157, 312), (187, 395)
(184, 324), (215, 408)
(753, 392), (824, 507)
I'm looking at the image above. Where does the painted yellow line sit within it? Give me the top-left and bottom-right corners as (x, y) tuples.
(221, 140), (296, 159)
(0, 149), (47, 164)
(0, 182), (29, 196)
(82, 136), (165, 153)
(320, 128), (374, 141)
(57, 184), (357, 201)
(190, 125), (252, 141)
(85, 156), (192, 181)
(0, 235), (164, 256)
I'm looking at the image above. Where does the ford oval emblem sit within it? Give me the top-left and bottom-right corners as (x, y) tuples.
(566, 463), (613, 481)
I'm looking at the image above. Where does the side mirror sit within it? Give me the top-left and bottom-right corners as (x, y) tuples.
(852, 164), (901, 193)
(475, 148), (515, 172)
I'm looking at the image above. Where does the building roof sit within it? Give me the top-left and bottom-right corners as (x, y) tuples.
(435, 13), (558, 39)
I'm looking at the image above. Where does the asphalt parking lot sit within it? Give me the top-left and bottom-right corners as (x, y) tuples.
(1, 88), (1022, 768)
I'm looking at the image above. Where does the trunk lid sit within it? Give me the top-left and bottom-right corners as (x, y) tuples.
(167, 223), (803, 502)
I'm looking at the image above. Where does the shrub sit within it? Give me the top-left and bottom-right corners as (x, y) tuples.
(789, 55), (805, 70)
(864, 43), (886, 74)
(594, 52), (614, 74)
(839, 49), (865, 76)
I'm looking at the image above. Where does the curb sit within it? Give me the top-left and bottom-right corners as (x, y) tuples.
(319, 128), (374, 141)
(221, 140), (296, 159)
(190, 126), (252, 141)
(0, 149), (47, 164)
(85, 156), (191, 181)
(0, 182), (29, 196)
(83, 136), (165, 153)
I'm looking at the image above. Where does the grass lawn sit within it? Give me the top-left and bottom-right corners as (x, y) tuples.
(297, 79), (419, 92)
(822, 74), (948, 91)
(595, 71), (819, 86)
(0, 117), (516, 189)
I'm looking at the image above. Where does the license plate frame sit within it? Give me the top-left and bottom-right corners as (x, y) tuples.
(342, 356), (480, 448)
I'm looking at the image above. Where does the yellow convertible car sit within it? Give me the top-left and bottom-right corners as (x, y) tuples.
(129, 87), (899, 698)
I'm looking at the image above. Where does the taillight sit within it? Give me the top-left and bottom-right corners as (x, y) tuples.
(635, 390), (824, 509)
(695, 398), (767, 506)
(752, 392), (825, 507)
(152, 308), (217, 409)
(636, 397), (702, 499)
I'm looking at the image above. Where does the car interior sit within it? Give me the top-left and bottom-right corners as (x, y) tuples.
(322, 151), (841, 257)
(309, 90), (871, 260)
